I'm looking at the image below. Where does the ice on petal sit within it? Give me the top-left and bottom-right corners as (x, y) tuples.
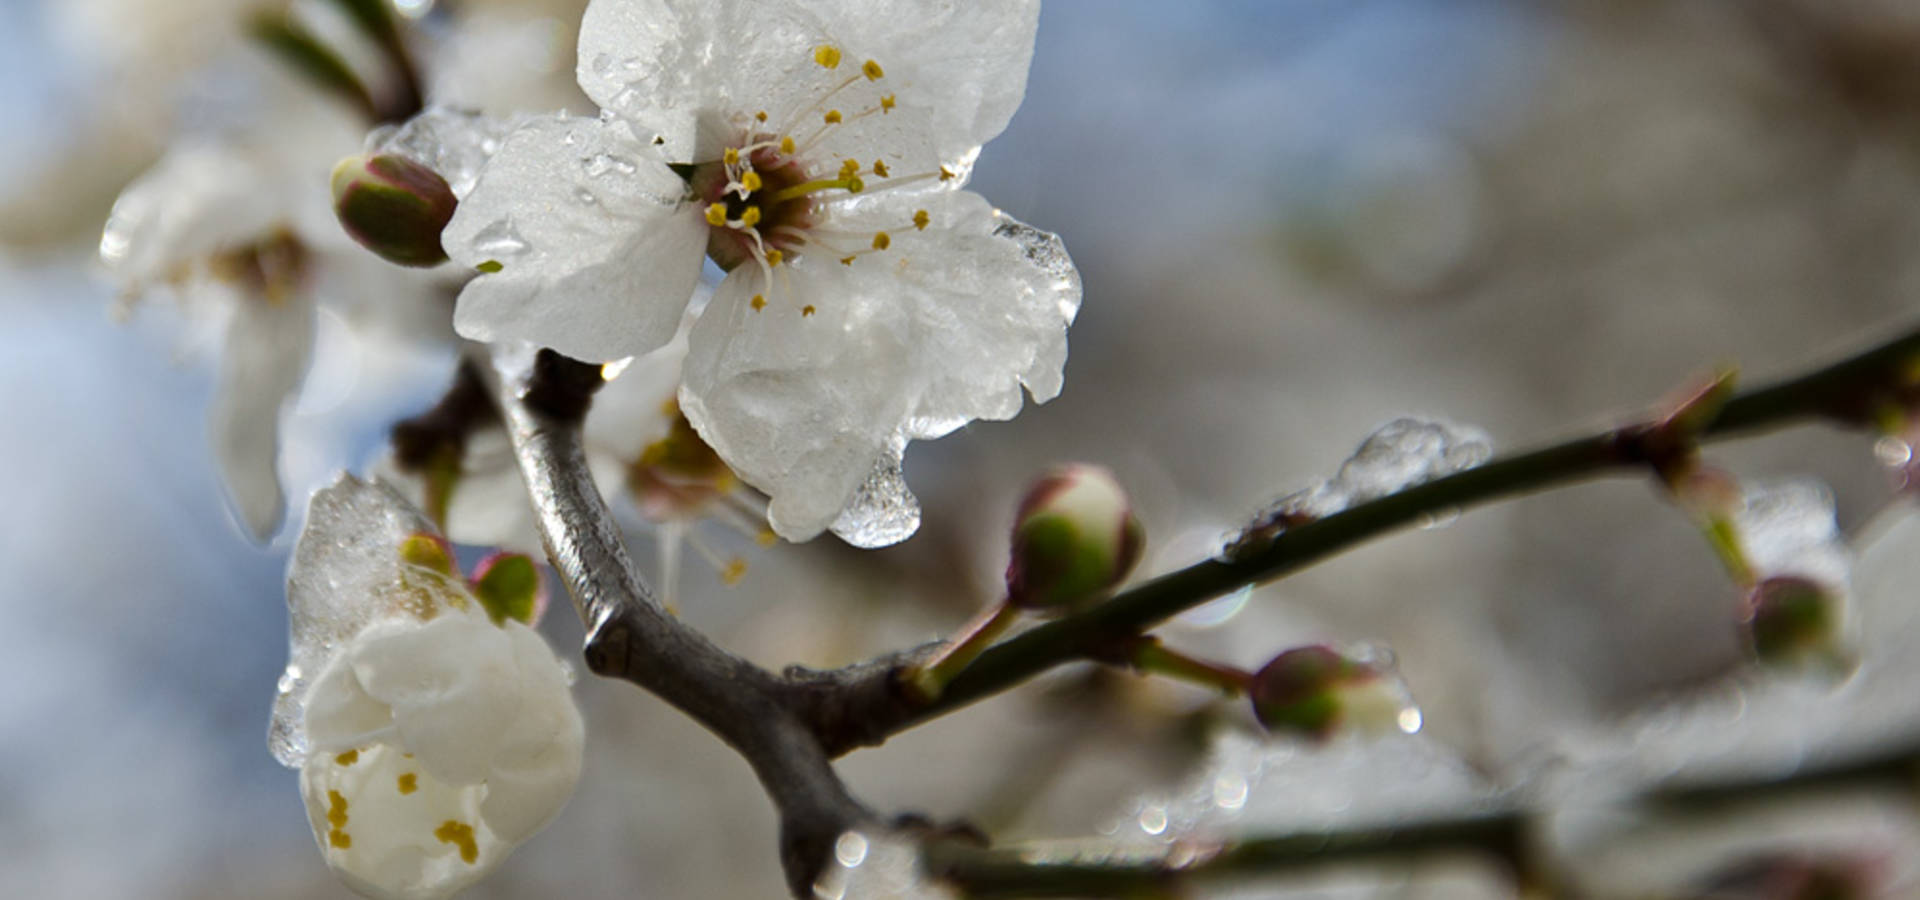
(369, 106), (523, 199)
(811, 831), (957, 900)
(211, 289), (315, 541)
(829, 447), (922, 549)
(1736, 479), (1851, 588)
(271, 474), (438, 768)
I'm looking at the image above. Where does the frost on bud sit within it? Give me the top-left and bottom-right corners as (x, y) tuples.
(1249, 645), (1420, 741)
(1742, 575), (1850, 673)
(1004, 464), (1144, 611)
(332, 154), (457, 267)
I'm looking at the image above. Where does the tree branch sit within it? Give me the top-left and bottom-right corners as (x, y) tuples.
(488, 346), (873, 897)
(792, 323), (1920, 755)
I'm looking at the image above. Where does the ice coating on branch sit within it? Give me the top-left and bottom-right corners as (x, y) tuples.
(370, 107), (523, 200)
(812, 831), (957, 900)
(272, 474), (442, 767)
(1735, 480), (1851, 589)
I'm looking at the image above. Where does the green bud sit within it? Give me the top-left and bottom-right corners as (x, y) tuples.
(331, 154), (456, 267)
(1004, 464), (1144, 611)
(471, 552), (543, 626)
(1249, 645), (1419, 741)
(1743, 575), (1851, 673)
(398, 532), (455, 575)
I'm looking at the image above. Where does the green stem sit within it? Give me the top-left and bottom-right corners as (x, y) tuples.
(887, 323), (1920, 733)
(1128, 638), (1252, 696)
(903, 601), (1023, 702)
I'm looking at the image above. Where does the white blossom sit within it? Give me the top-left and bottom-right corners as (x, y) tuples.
(444, 0), (1080, 545)
(100, 102), (449, 540)
(276, 475), (584, 900)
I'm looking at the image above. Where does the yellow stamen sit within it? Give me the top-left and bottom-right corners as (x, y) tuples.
(939, 166), (956, 181)
(871, 231), (891, 250)
(839, 159), (861, 179)
(723, 148), (739, 166)
(740, 170), (763, 193)
(765, 249), (784, 266)
(739, 206), (762, 227)
(397, 773), (418, 795)
(823, 109), (843, 125)
(326, 790), (350, 829)
(845, 177), (864, 193)
(814, 45), (842, 69)
(757, 528), (778, 547)
(434, 820), (480, 864)
(755, 110), (769, 122)
(767, 177), (864, 204)
(721, 558), (748, 585)
(335, 750), (359, 766)
(329, 829), (352, 849)
(913, 209), (930, 230)
(751, 294), (767, 311)
(880, 94), (896, 112)
(862, 60), (884, 81)
(802, 304), (817, 316)
(872, 159), (890, 177)
(779, 136), (796, 154)
(705, 203), (728, 226)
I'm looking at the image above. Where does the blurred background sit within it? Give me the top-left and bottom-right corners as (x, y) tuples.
(4, 0), (1920, 897)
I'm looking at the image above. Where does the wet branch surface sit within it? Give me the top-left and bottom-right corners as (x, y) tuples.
(478, 322), (1919, 896)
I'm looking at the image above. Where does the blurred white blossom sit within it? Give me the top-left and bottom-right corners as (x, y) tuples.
(444, 0), (1080, 545)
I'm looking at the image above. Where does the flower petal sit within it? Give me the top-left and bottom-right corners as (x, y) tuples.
(680, 189), (1077, 543)
(578, 0), (1039, 167)
(444, 115), (707, 363)
(350, 609), (521, 785)
(212, 290), (315, 540)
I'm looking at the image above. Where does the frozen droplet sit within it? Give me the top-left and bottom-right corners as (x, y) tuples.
(573, 187), (598, 206)
(582, 152), (639, 178)
(370, 106), (521, 199)
(1211, 772), (1249, 811)
(1138, 804), (1169, 836)
(1176, 586), (1251, 628)
(471, 220), (530, 258)
(1398, 706), (1424, 734)
(1735, 480), (1850, 589)
(811, 831), (956, 900)
(1874, 436), (1913, 468)
(829, 451), (921, 549)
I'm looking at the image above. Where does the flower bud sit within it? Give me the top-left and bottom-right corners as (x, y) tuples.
(1249, 645), (1420, 740)
(1004, 464), (1144, 611)
(470, 551), (545, 626)
(1743, 575), (1850, 672)
(331, 153), (456, 267)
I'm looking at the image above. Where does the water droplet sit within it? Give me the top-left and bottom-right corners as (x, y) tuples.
(582, 152), (638, 178)
(471, 220), (530, 257)
(1874, 436), (1912, 468)
(835, 832), (870, 868)
(573, 187), (598, 206)
(1397, 707), (1423, 734)
(1137, 804), (1168, 836)
(829, 449), (921, 548)
(1211, 772), (1248, 811)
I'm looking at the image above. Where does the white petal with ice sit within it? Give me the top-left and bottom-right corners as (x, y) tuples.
(212, 289), (316, 540)
(579, 0), (1039, 168)
(680, 191), (1078, 542)
(445, 115), (708, 363)
(278, 476), (584, 900)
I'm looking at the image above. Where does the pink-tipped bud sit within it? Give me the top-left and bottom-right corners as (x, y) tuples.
(470, 552), (545, 626)
(1005, 464), (1144, 611)
(1743, 575), (1850, 672)
(1249, 645), (1420, 741)
(331, 153), (456, 267)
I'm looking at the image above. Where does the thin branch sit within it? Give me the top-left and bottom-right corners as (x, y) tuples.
(928, 736), (1920, 898)
(792, 323), (1920, 754)
(488, 346), (872, 897)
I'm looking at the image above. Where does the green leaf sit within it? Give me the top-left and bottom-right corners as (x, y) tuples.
(247, 14), (376, 119)
(326, 0), (401, 46)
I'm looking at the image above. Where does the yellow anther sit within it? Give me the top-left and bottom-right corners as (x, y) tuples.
(840, 256), (855, 266)
(751, 294), (767, 311)
(939, 166), (956, 181)
(757, 528), (778, 547)
(880, 94), (896, 112)
(397, 773), (418, 795)
(739, 206), (762, 227)
(862, 59), (884, 81)
(802, 304), (817, 317)
(913, 209), (930, 231)
(326, 790), (350, 829)
(740, 170), (763, 192)
(765, 249), (784, 266)
(723, 148), (739, 166)
(839, 159), (860, 178)
(814, 45), (842, 69)
(872, 159), (890, 177)
(779, 136), (796, 154)
(823, 109), (843, 125)
(754, 110), (768, 122)
(434, 820), (480, 864)
(329, 829), (353, 849)
(845, 177), (865, 193)
(705, 203), (728, 226)
(871, 231), (891, 250)
(721, 558), (748, 585)
(335, 750), (359, 766)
